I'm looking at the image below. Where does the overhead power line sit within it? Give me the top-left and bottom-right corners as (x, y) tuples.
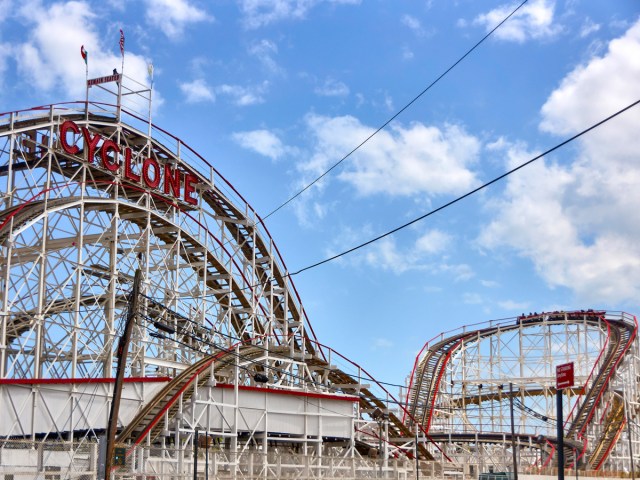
(140, 298), (532, 416)
(289, 98), (640, 276)
(263, 0), (530, 220)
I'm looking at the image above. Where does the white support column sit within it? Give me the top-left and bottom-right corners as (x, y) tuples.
(233, 343), (239, 480)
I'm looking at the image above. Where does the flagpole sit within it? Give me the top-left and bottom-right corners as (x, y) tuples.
(81, 45), (89, 119)
(119, 29), (125, 78)
(85, 61), (89, 116)
(117, 29), (125, 122)
(147, 64), (154, 138)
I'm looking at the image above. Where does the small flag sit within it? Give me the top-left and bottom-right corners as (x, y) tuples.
(119, 29), (125, 57)
(147, 63), (154, 78)
(80, 45), (88, 65)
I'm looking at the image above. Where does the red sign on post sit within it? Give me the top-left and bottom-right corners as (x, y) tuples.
(556, 362), (574, 390)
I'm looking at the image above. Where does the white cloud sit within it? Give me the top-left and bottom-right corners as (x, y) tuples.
(239, 0), (361, 29)
(479, 20), (640, 304)
(292, 196), (333, 228)
(301, 114), (481, 197)
(179, 78), (268, 106)
(248, 39), (281, 74)
(144, 0), (212, 39)
(0, 42), (12, 87)
(463, 293), (483, 305)
(314, 78), (349, 97)
(415, 229), (450, 255)
(326, 226), (468, 278)
(0, 0), (12, 23)
(540, 20), (640, 137)
(294, 114), (481, 227)
(105, 0), (125, 11)
(402, 46), (414, 61)
(439, 262), (474, 282)
(216, 82), (267, 106)
(13, 1), (152, 102)
(383, 93), (394, 111)
(232, 129), (294, 160)
(180, 78), (215, 103)
(579, 18), (600, 38)
(363, 237), (417, 274)
(372, 337), (394, 350)
(472, 0), (561, 43)
(498, 300), (530, 311)
(401, 14), (424, 36)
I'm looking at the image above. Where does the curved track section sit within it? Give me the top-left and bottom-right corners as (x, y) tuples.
(406, 310), (638, 471)
(0, 103), (321, 434)
(114, 324), (435, 460)
(0, 104), (421, 477)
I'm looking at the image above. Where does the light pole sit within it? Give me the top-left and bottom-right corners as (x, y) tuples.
(415, 428), (420, 480)
(509, 382), (519, 480)
(194, 427), (199, 480)
(372, 408), (388, 478)
(557, 388), (565, 480)
(378, 420), (383, 478)
(625, 395), (636, 480)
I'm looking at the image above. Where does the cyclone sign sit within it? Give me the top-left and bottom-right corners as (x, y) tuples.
(59, 119), (201, 205)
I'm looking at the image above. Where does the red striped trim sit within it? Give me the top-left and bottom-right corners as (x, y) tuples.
(214, 383), (358, 402)
(0, 377), (172, 385)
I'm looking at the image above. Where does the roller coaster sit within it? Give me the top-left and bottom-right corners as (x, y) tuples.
(406, 310), (640, 474)
(0, 99), (423, 478)
(0, 92), (638, 478)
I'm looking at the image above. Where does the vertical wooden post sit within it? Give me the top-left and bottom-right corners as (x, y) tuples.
(103, 269), (142, 480)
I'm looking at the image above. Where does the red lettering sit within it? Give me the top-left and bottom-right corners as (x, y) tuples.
(60, 120), (80, 155)
(82, 127), (101, 163)
(183, 173), (198, 205)
(163, 164), (181, 198)
(100, 139), (120, 172)
(142, 157), (160, 188)
(60, 121), (202, 203)
(124, 148), (140, 182)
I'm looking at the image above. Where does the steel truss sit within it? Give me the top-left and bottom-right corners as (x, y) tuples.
(7, 101), (638, 479)
(0, 102), (412, 479)
(406, 310), (640, 474)
(0, 103), (314, 388)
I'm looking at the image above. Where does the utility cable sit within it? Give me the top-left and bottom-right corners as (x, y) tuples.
(290, 98), (640, 276)
(139, 295), (559, 417)
(139, 292), (414, 391)
(141, 316), (510, 415)
(263, 0), (530, 220)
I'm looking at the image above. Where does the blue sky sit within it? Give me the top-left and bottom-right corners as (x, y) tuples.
(1, 0), (639, 390)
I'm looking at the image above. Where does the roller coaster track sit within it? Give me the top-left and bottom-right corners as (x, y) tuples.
(427, 432), (580, 451)
(0, 108), (317, 354)
(406, 311), (637, 468)
(1, 107), (428, 460)
(117, 345), (264, 445)
(2, 294), (128, 345)
(322, 364), (434, 460)
(0, 197), (260, 342)
(565, 318), (636, 469)
(114, 338), (435, 459)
